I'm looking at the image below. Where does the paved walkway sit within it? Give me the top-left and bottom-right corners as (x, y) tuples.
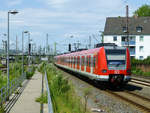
(9, 71), (42, 113)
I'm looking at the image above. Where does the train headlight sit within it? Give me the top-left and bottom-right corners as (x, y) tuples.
(102, 69), (107, 73)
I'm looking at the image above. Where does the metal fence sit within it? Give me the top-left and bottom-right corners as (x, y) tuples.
(0, 73), (26, 105)
(45, 71), (54, 113)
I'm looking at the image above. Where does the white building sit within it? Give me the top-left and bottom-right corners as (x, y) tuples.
(103, 17), (150, 59)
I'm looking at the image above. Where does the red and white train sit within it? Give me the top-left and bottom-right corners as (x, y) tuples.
(54, 45), (131, 86)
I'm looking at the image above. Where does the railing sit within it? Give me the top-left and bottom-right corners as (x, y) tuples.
(130, 51), (135, 55)
(0, 73), (26, 105)
(122, 41), (136, 46)
(45, 71), (54, 113)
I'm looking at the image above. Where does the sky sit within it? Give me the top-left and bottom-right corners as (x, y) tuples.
(0, 0), (150, 53)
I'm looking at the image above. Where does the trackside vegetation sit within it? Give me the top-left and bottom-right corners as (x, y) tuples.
(0, 63), (23, 89)
(26, 65), (36, 79)
(0, 62), (36, 113)
(38, 62), (90, 113)
(131, 58), (150, 77)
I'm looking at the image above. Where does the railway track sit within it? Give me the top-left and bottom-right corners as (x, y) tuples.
(0, 66), (7, 72)
(106, 90), (150, 113)
(130, 78), (150, 87)
(57, 67), (150, 113)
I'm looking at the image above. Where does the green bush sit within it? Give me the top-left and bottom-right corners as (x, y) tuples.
(26, 65), (36, 79)
(131, 58), (150, 76)
(131, 57), (150, 65)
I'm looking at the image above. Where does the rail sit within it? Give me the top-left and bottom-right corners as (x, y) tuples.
(0, 73), (26, 105)
(45, 71), (54, 113)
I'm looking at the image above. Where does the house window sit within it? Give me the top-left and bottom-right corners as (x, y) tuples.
(130, 36), (135, 41)
(139, 56), (143, 60)
(136, 26), (142, 32)
(122, 36), (127, 41)
(140, 36), (144, 42)
(122, 27), (127, 33)
(139, 46), (144, 52)
(113, 36), (117, 41)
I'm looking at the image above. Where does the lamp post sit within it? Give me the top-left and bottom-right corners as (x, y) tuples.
(27, 32), (31, 66)
(99, 31), (104, 44)
(22, 31), (28, 76)
(7, 10), (18, 99)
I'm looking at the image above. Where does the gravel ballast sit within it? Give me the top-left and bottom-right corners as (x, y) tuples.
(57, 67), (144, 113)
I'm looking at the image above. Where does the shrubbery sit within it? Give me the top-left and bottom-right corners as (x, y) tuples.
(0, 63), (23, 89)
(131, 57), (150, 66)
(131, 57), (150, 76)
(39, 63), (88, 113)
(26, 65), (36, 79)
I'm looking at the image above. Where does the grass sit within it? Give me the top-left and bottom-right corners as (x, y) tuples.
(0, 106), (5, 113)
(38, 63), (90, 113)
(26, 65), (36, 79)
(36, 91), (47, 104)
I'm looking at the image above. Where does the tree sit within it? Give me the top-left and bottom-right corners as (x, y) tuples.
(134, 4), (150, 17)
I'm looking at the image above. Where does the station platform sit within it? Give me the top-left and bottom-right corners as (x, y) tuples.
(9, 71), (46, 113)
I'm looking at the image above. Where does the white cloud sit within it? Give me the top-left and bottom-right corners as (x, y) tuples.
(41, 0), (68, 8)
(6, 0), (22, 6)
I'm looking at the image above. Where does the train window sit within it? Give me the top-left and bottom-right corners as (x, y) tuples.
(105, 49), (126, 70)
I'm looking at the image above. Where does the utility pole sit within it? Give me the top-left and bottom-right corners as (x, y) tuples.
(16, 35), (18, 54)
(126, 5), (129, 48)
(73, 43), (77, 51)
(77, 41), (81, 50)
(89, 36), (91, 49)
(16, 35), (18, 62)
(99, 31), (104, 43)
(46, 34), (48, 55)
(54, 42), (56, 55)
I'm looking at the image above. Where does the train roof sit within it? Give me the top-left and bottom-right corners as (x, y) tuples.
(104, 46), (126, 50)
(55, 46), (127, 58)
(55, 47), (100, 57)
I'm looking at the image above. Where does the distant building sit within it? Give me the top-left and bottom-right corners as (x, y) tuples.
(103, 17), (150, 59)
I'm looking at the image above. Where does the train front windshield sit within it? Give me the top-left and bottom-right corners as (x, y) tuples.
(105, 49), (126, 70)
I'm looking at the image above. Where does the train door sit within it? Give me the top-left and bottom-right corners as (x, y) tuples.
(68, 57), (70, 67)
(84, 55), (86, 72)
(86, 55), (90, 73)
(88, 55), (91, 73)
(81, 56), (84, 71)
(75, 56), (77, 69)
(95, 53), (99, 74)
(93, 55), (96, 74)
(80, 56), (82, 71)
(91, 55), (93, 74)
(77, 56), (80, 70)
(73, 56), (75, 69)
(71, 57), (73, 68)
(70, 57), (72, 68)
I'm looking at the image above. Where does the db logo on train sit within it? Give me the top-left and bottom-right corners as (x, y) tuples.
(114, 70), (120, 74)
